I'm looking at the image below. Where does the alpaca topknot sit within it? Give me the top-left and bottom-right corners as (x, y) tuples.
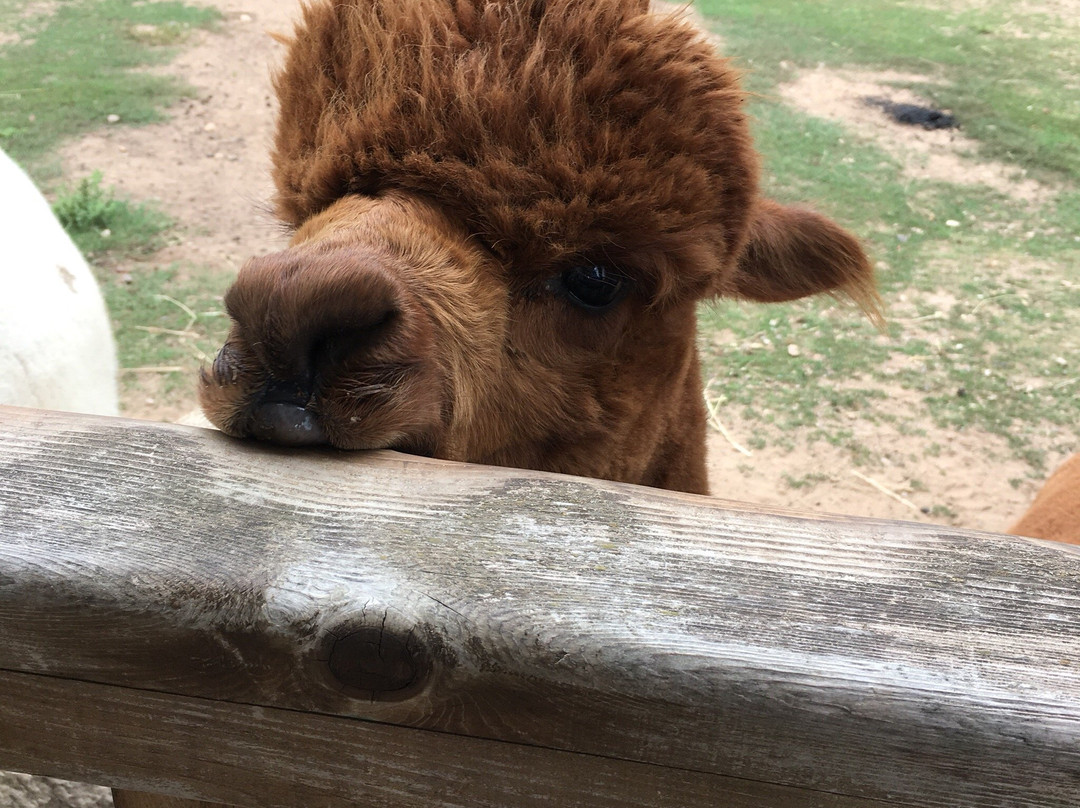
(271, 0), (760, 298)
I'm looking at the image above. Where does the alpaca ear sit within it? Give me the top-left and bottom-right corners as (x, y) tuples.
(732, 200), (884, 326)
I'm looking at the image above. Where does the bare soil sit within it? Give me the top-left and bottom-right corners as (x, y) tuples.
(778, 67), (1054, 203)
(59, 0), (1051, 533)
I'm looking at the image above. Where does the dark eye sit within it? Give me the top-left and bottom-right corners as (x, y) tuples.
(562, 264), (628, 311)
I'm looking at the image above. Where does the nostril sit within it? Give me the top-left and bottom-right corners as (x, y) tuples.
(251, 403), (328, 446)
(212, 343), (241, 384)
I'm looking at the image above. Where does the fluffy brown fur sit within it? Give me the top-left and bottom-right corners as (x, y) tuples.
(199, 0), (881, 495)
(1009, 454), (1080, 545)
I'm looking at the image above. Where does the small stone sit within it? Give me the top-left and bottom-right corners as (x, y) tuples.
(945, 219), (960, 227)
(787, 344), (800, 357)
(100, 229), (111, 238)
(203, 121), (216, 132)
(106, 114), (120, 124)
(239, 13), (253, 22)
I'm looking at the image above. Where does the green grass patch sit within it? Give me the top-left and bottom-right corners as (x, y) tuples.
(701, 301), (889, 429)
(783, 471), (832, 490)
(0, 0), (218, 171)
(0, 0), (224, 412)
(696, 0), (1080, 182)
(694, 0), (1079, 472)
(52, 171), (172, 259)
(892, 257), (1080, 469)
(100, 264), (233, 396)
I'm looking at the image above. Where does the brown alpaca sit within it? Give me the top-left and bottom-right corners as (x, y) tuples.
(198, 0), (881, 495)
(1010, 454), (1080, 545)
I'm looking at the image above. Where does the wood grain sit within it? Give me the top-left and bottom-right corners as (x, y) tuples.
(111, 789), (222, 808)
(1, 669), (874, 808)
(1, 405), (1078, 807)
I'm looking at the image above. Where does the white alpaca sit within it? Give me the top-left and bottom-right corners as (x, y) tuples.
(1, 150), (118, 808)
(0, 148), (119, 416)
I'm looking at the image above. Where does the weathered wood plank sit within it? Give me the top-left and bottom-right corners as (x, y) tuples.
(0, 669), (874, 808)
(111, 790), (220, 808)
(1, 405), (1079, 807)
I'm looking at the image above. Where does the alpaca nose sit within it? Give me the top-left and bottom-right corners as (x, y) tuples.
(246, 311), (397, 447)
(218, 246), (428, 447)
(239, 274), (403, 446)
(250, 380), (327, 446)
(251, 402), (327, 446)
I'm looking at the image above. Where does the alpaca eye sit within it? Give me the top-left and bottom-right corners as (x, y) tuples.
(562, 264), (628, 311)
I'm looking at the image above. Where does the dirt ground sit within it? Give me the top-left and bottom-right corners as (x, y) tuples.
(59, 0), (1055, 533)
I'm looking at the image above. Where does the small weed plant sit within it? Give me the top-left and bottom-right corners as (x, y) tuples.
(52, 172), (172, 258)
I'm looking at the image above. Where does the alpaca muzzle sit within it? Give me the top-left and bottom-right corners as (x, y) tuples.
(202, 241), (447, 451)
(250, 402), (328, 446)
(250, 379), (328, 446)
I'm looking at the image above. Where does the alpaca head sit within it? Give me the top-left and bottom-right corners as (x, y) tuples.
(199, 0), (879, 493)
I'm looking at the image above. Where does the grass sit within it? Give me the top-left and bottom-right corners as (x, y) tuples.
(52, 180), (232, 398)
(3, 0), (1077, 478)
(49, 172), (234, 398)
(695, 0), (1080, 474)
(0, 0), (225, 404)
(0, 0), (218, 173)
(696, 0), (1080, 181)
(52, 171), (172, 258)
(102, 264), (232, 398)
(783, 471), (832, 490)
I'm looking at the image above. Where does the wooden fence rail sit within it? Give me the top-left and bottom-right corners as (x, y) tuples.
(0, 405), (1077, 807)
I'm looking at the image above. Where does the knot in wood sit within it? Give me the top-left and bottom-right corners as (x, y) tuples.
(327, 627), (420, 694)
